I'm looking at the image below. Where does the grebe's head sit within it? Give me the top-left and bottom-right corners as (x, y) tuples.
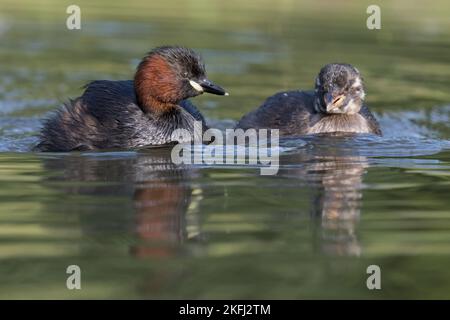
(134, 46), (227, 112)
(314, 63), (365, 115)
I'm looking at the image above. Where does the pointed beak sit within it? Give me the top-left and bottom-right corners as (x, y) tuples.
(198, 79), (228, 96)
(325, 92), (345, 112)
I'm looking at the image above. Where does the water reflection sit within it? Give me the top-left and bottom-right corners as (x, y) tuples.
(40, 136), (370, 259)
(280, 136), (368, 256)
(40, 148), (199, 259)
(37, 131), (448, 262)
(131, 169), (192, 258)
(310, 156), (365, 257)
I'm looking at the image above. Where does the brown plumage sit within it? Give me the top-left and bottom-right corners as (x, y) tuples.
(34, 46), (227, 152)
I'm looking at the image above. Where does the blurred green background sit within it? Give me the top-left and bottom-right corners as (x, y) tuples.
(0, 0), (450, 299)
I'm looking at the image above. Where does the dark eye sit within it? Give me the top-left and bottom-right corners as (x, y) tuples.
(355, 87), (362, 92)
(183, 72), (188, 77)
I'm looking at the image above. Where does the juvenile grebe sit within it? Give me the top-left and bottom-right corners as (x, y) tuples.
(236, 63), (381, 136)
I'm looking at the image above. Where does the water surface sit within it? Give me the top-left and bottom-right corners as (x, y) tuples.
(0, 0), (450, 299)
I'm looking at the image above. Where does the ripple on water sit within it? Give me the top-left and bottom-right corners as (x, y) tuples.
(0, 104), (449, 156)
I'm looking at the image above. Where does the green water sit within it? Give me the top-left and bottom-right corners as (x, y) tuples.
(0, 0), (450, 299)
